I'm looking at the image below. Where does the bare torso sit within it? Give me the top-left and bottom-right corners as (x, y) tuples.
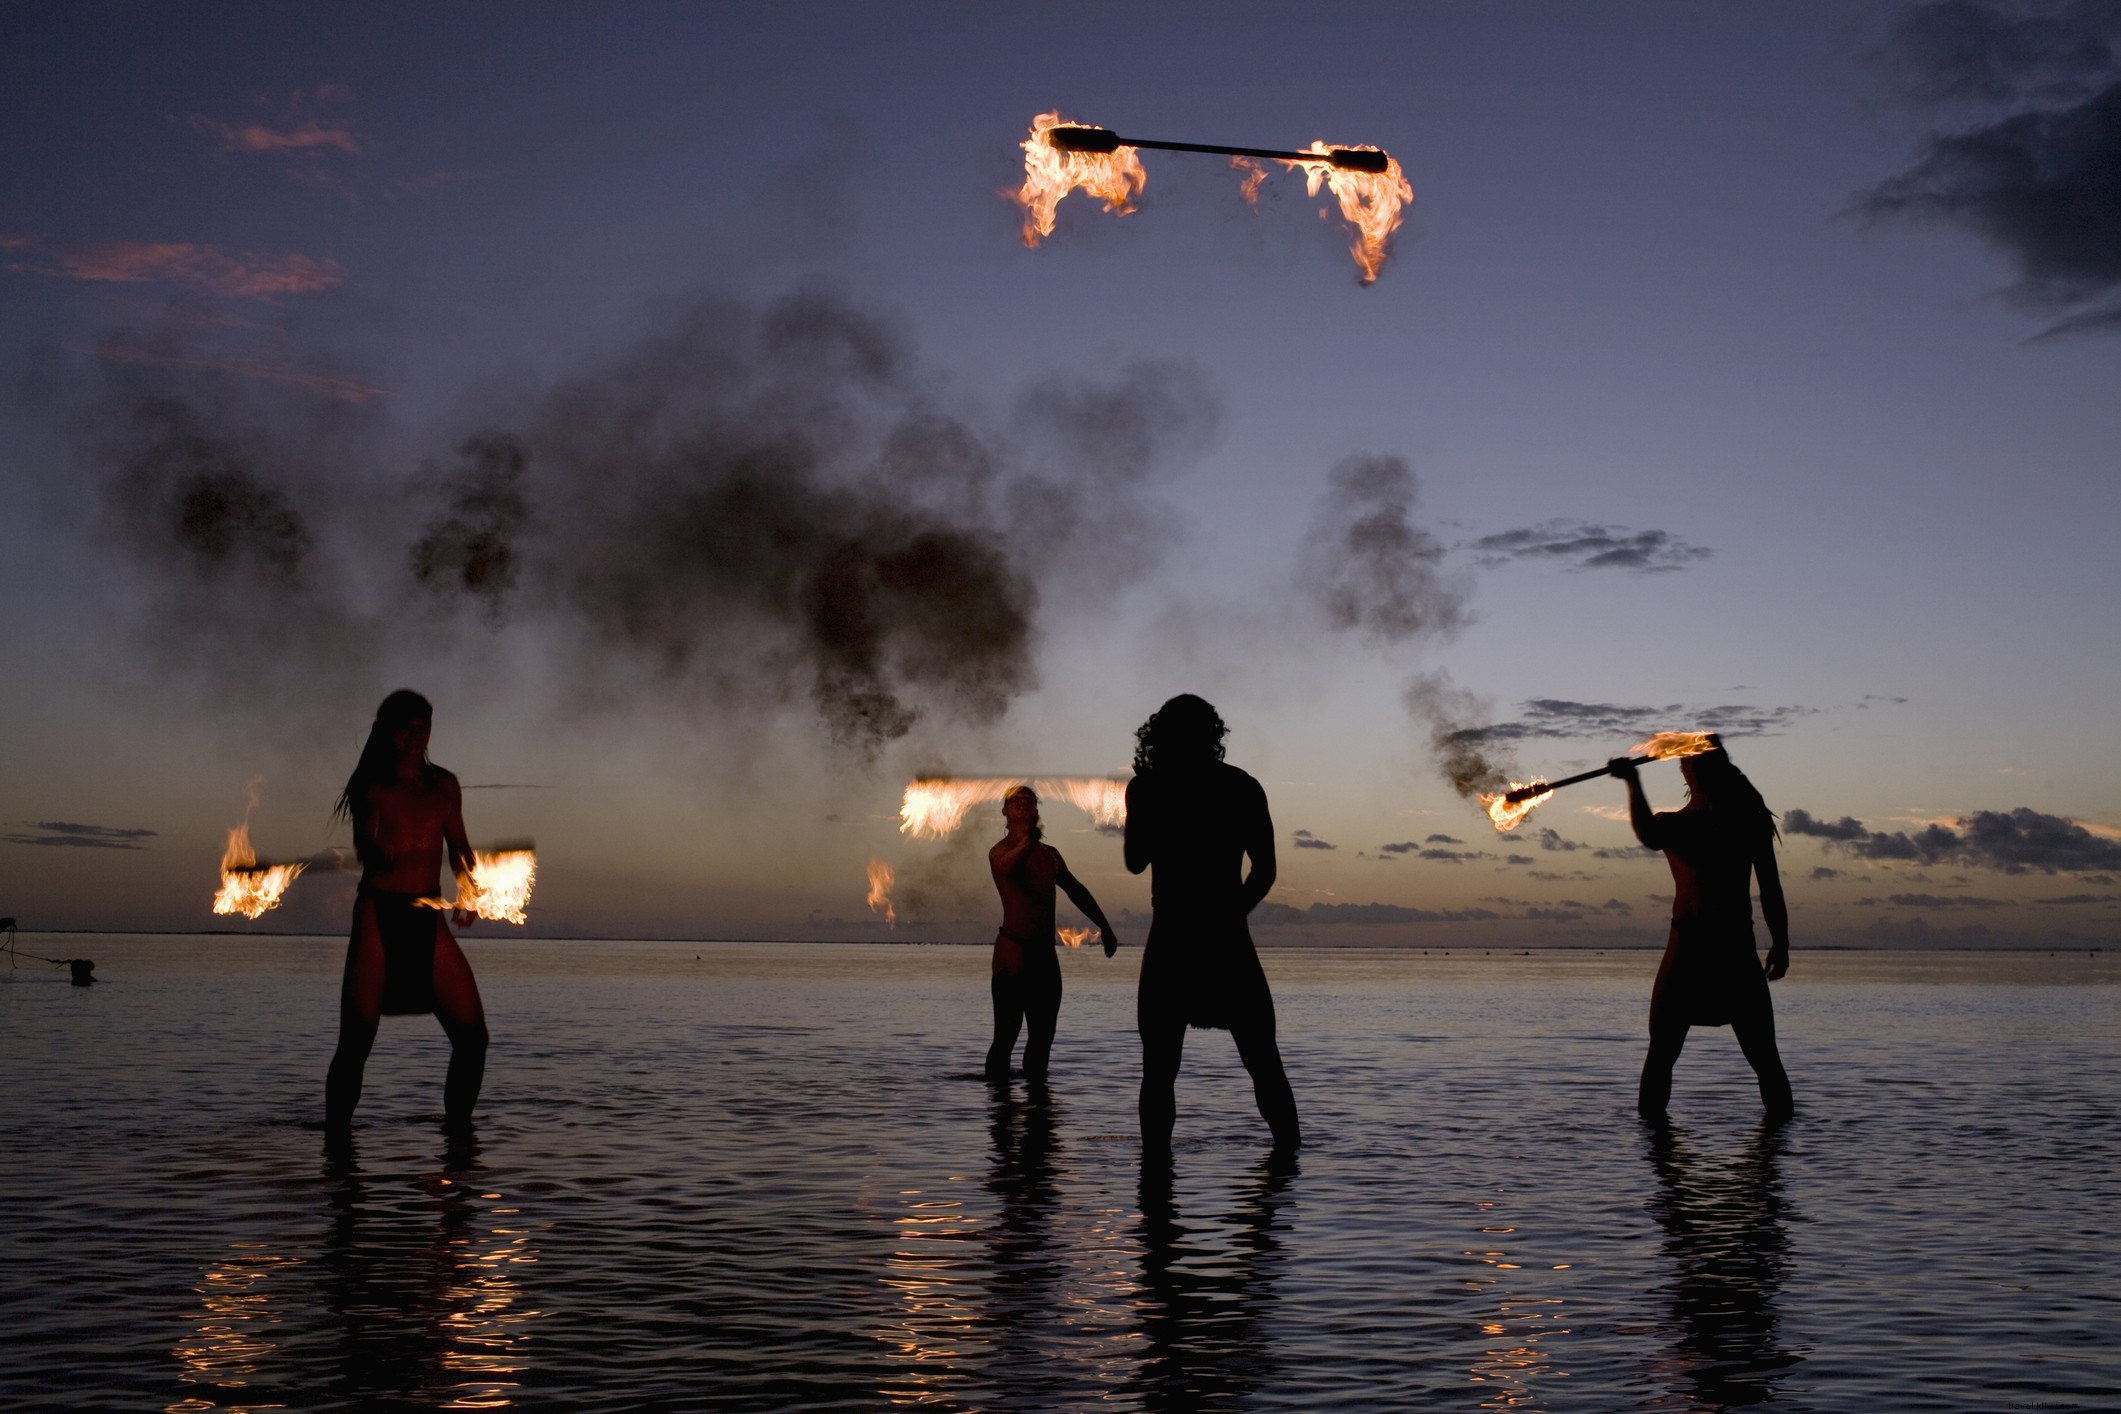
(356, 768), (467, 896)
(990, 837), (1062, 943)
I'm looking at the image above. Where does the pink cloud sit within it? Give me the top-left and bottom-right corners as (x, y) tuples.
(194, 117), (360, 154)
(52, 242), (343, 298)
(85, 340), (387, 403)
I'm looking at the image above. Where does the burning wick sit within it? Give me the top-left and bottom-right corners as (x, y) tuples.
(416, 842), (538, 926)
(1480, 732), (1724, 832)
(899, 777), (1127, 839)
(212, 782), (306, 919)
(866, 858), (897, 928)
(1023, 117), (1413, 282)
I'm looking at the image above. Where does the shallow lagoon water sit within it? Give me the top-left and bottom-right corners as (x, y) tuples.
(2, 938), (2114, 1411)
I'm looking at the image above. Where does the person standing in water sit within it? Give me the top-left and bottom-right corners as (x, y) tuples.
(987, 785), (1119, 1083)
(1125, 695), (1300, 1156)
(1611, 736), (1794, 1124)
(325, 690), (489, 1132)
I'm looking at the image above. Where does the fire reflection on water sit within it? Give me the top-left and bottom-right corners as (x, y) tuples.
(166, 1156), (540, 1411)
(1460, 1202), (1570, 1411)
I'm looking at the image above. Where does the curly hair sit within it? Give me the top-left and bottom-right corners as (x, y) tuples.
(1132, 694), (1228, 775)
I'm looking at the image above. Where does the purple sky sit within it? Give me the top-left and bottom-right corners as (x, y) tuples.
(3, 2), (2117, 946)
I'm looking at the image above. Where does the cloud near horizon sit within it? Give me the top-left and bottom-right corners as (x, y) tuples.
(45, 242), (343, 298)
(1785, 805), (2121, 874)
(2, 820), (158, 850)
(1467, 518), (1713, 573)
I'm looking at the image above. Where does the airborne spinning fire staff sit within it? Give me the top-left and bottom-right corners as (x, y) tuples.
(1016, 110), (1414, 283)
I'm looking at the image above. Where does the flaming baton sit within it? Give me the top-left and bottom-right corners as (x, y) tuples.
(1016, 112), (1414, 282)
(899, 776), (1128, 839)
(1481, 732), (1722, 833)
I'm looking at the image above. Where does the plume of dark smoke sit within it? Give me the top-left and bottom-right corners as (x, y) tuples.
(52, 288), (1217, 753)
(410, 431), (531, 619)
(1403, 671), (1516, 800)
(1300, 454), (1469, 643)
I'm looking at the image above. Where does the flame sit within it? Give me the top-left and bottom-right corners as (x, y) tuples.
(420, 847), (539, 925)
(1232, 155), (1270, 205)
(211, 784), (305, 918)
(1056, 926), (1095, 949)
(898, 776), (1128, 839)
(1277, 143), (1413, 283)
(867, 858), (897, 928)
(1629, 731), (1718, 760)
(1480, 781), (1554, 834)
(1014, 111), (1146, 248)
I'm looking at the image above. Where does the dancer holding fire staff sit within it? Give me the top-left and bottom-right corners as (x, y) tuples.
(325, 690), (489, 1133)
(987, 785), (1119, 1083)
(1126, 695), (1301, 1157)
(1611, 737), (1794, 1124)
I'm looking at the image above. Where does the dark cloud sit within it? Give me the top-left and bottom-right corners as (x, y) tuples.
(1454, 698), (1814, 746)
(1417, 847), (1488, 863)
(1810, 866), (1842, 881)
(1254, 900), (1500, 925)
(2030, 892), (2121, 905)
(1467, 519), (1712, 573)
(1791, 805), (2121, 874)
(1293, 829), (1337, 851)
(1861, 1), (2121, 335)
(1426, 833), (1463, 845)
(1504, 853), (1534, 866)
(1379, 841), (1420, 855)
(50, 288), (1217, 752)
(1301, 454), (1469, 644)
(1783, 808), (1871, 841)
(1861, 892), (2015, 909)
(1537, 828), (1586, 852)
(2, 820), (157, 850)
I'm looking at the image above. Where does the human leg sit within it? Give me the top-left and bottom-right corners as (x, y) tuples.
(1732, 1010), (1794, 1123)
(1139, 1022), (1186, 1157)
(987, 972), (1025, 1081)
(430, 925), (488, 1128)
(325, 905), (386, 1128)
(1638, 1023), (1688, 1120)
(1232, 1022), (1301, 1149)
(1020, 966), (1061, 1083)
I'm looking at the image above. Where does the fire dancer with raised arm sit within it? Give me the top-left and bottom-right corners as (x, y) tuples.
(1126, 695), (1301, 1158)
(987, 785), (1118, 1084)
(325, 690), (489, 1133)
(1612, 737), (1794, 1124)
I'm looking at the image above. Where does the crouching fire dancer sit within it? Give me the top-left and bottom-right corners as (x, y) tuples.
(987, 785), (1119, 1083)
(325, 690), (489, 1133)
(1612, 738), (1794, 1124)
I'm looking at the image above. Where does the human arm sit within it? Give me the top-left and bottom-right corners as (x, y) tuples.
(1056, 856), (1120, 957)
(443, 774), (476, 928)
(1122, 777), (1151, 876)
(1610, 757), (1665, 851)
(1238, 779), (1277, 915)
(1755, 833), (1789, 980)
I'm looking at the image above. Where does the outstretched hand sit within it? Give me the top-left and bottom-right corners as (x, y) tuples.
(1607, 756), (1639, 781)
(1764, 942), (1788, 981)
(1101, 928), (1118, 958)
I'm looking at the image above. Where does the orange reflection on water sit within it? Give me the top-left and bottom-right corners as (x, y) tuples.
(167, 1241), (300, 1413)
(1461, 1218), (1570, 1411)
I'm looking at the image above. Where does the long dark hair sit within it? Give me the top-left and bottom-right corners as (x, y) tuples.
(333, 689), (435, 824)
(1132, 694), (1228, 775)
(1687, 738), (1778, 843)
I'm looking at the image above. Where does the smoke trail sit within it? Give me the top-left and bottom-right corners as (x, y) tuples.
(1403, 671), (1517, 801)
(1300, 453), (1468, 644)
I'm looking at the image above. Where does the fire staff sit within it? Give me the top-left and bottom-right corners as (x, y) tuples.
(1612, 737), (1794, 1124)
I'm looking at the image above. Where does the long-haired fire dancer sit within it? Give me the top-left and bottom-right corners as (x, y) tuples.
(1125, 695), (1300, 1156)
(987, 785), (1118, 1083)
(1611, 737), (1793, 1124)
(324, 690), (489, 1132)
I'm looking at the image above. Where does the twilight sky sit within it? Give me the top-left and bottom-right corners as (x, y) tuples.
(3, 1), (2117, 946)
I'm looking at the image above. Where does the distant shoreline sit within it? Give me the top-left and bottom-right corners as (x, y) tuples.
(4, 930), (2100, 954)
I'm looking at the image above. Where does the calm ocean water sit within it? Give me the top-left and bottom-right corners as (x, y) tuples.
(2, 937), (2114, 1412)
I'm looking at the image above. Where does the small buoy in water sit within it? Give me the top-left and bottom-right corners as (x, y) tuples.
(68, 959), (95, 986)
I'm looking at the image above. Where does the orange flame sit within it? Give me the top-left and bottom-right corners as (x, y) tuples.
(418, 846), (538, 925)
(1277, 143), (1414, 283)
(212, 818), (306, 919)
(1629, 731), (1718, 760)
(1479, 781), (1554, 834)
(899, 776), (1128, 839)
(1057, 926), (1095, 949)
(866, 858), (897, 928)
(1014, 111), (1146, 248)
(1232, 155), (1270, 205)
